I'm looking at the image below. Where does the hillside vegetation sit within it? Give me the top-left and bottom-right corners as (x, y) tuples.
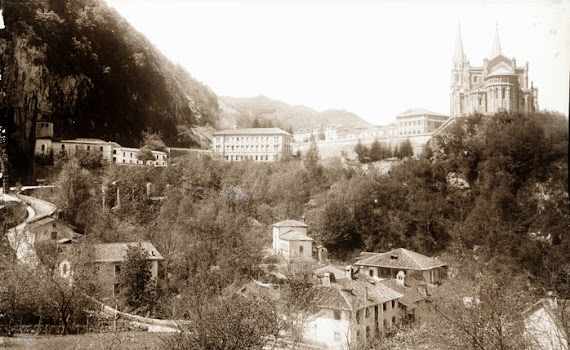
(0, 0), (219, 181)
(2, 111), (568, 345)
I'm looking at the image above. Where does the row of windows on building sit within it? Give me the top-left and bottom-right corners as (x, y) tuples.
(217, 144), (281, 152)
(41, 144), (107, 152)
(331, 302), (397, 341)
(399, 120), (443, 127)
(226, 154), (278, 161)
(216, 136), (284, 144)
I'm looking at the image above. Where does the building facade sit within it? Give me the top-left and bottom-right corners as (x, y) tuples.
(304, 267), (402, 349)
(212, 128), (292, 162)
(450, 25), (538, 117)
(34, 122), (167, 167)
(395, 108), (449, 136)
(272, 219), (313, 261)
(90, 242), (164, 297)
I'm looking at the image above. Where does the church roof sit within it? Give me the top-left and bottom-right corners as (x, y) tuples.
(453, 24), (465, 65)
(354, 248), (447, 271)
(490, 25), (503, 59)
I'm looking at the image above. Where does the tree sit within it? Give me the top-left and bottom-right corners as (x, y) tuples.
(303, 135), (323, 180)
(164, 293), (280, 350)
(316, 200), (360, 255)
(397, 139), (414, 159)
(140, 130), (166, 152)
(368, 139), (391, 162)
(119, 244), (156, 312)
(429, 258), (533, 350)
(354, 139), (370, 163)
(136, 146), (155, 162)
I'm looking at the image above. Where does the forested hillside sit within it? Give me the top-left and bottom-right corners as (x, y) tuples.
(0, 0), (219, 182)
(2, 111), (568, 346)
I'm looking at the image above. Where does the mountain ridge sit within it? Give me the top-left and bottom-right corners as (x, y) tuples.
(218, 95), (373, 131)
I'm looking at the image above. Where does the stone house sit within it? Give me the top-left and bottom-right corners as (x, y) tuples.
(354, 248), (447, 285)
(303, 266), (402, 349)
(91, 242), (164, 297)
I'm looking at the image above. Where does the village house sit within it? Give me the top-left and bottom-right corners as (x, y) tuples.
(523, 295), (569, 350)
(27, 216), (81, 243)
(272, 219), (314, 262)
(90, 242), (164, 297)
(304, 265), (402, 349)
(382, 271), (433, 324)
(354, 248), (448, 285)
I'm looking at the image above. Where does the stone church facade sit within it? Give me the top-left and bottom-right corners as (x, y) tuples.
(450, 26), (538, 117)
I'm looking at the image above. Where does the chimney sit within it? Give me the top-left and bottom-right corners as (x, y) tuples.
(323, 272), (331, 287)
(345, 265), (353, 279)
(396, 270), (405, 286)
(547, 291), (558, 309)
(318, 246), (328, 263)
(302, 215), (306, 224)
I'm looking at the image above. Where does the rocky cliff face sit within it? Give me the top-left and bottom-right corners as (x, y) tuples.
(0, 0), (220, 182)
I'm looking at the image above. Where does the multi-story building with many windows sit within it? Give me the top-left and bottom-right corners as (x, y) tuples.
(33, 122), (167, 167)
(212, 128), (292, 162)
(395, 108), (449, 136)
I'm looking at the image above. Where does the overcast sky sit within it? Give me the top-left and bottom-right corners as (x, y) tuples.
(105, 0), (569, 126)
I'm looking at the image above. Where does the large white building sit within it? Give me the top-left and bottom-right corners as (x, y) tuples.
(212, 128), (292, 162)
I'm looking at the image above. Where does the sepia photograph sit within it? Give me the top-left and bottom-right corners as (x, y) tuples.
(0, 0), (568, 349)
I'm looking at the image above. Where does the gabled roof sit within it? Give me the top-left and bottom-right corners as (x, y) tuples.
(314, 274), (402, 311)
(273, 219), (308, 228)
(92, 242), (164, 263)
(382, 279), (428, 309)
(280, 230), (313, 241)
(354, 248), (447, 271)
(313, 264), (346, 279)
(212, 128), (290, 136)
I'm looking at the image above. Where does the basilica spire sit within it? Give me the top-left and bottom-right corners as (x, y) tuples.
(490, 23), (502, 58)
(453, 23), (465, 67)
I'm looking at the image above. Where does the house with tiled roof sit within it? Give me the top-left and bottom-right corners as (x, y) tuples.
(272, 219), (313, 261)
(91, 242), (164, 297)
(354, 248), (447, 285)
(382, 270), (433, 324)
(303, 266), (402, 349)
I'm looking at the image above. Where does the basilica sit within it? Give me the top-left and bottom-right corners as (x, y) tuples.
(450, 26), (538, 117)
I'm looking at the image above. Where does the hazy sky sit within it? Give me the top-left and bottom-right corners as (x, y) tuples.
(105, 0), (569, 125)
